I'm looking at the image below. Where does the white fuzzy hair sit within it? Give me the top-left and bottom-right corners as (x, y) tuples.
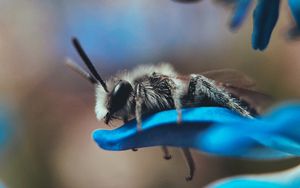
(95, 63), (179, 120)
(95, 84), (108, 120)
(119, 63), (178, 84)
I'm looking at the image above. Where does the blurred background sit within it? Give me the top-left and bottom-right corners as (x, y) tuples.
(1, 0), (300, 187)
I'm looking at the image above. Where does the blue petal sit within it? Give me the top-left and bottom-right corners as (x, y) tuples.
(252, 0), (280, 50)
(230, 0), (253, 30)
(93, 103), (300, 160)
(93, 107), (243, 151)
(288, 0), (300, 38)
(208, 164), (300, 188)
(209, 179), (283, 188)
(289, 0), (300, 26)
(0, 105), (13, 151)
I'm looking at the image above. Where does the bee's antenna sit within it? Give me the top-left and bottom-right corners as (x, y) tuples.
(65, 58), (97, 84)
(72, 37), (108, 92)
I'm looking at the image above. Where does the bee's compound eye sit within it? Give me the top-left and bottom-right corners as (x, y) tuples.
(108, 80), (133, 113)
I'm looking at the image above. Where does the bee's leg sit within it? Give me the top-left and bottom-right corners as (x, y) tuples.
(170, 86), (182, 124)
(134, 84), (143, 130)
(174, 97), (182, 124)
(135, 99), (142, 130)
(122, 116), (128, 124)
(161, 146), (172, 160)
(181, 148), (195, 181)
(123, 117), (138, 152)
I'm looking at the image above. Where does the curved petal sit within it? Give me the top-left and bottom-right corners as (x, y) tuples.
(207, 164), (300, 188)
(93, 103), (300, 160)
(252, 0), (280, 50)
(288, 0), (300, 38)
(93, 107), (243, 151)
(230, 0), (253, 30)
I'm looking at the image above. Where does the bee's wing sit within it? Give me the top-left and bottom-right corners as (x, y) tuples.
(222, 85), (273, 114)
(201, 69), (272, 114)
(179, 69), (272, 114)
(201, 69), (256, 89)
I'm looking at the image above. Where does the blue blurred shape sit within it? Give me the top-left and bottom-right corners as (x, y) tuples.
(0, 106), (12, 151)
(288, 0), (300, 39)
(230, 0), (253, 30)
(214, 0), (300, 50)
(252, 0), (280, 50)
(93, 103), (300, 160)
(208, 164), (300, 188)
(67, 2), (148, 63)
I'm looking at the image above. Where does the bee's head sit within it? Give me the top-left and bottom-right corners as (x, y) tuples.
(102, 80), (133, 124)
(69, 37), (134, 124)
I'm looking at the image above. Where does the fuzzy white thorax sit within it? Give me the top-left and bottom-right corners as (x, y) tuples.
(94, 63), (179, 120)
(118, 63), (178, 85)
(95, 84), (108, 120)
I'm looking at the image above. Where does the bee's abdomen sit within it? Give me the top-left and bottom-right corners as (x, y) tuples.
(183, 74), (252, 118)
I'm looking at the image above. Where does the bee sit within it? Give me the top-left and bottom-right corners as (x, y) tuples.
(66, 37), (271, 181)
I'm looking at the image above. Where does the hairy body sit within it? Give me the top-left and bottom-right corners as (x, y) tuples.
(95, 63), (253, 127)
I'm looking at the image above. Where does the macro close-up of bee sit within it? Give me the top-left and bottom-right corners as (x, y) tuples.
(3, 1), (300, 188)
(66, 37), (271, 181)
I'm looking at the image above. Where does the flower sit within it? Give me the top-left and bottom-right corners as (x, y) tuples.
(207, 164), (300, 188)
(173, 0), (300, 50)
(93, 103), (300, 160)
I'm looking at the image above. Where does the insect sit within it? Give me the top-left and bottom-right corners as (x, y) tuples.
(66, 37), (271, 181)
